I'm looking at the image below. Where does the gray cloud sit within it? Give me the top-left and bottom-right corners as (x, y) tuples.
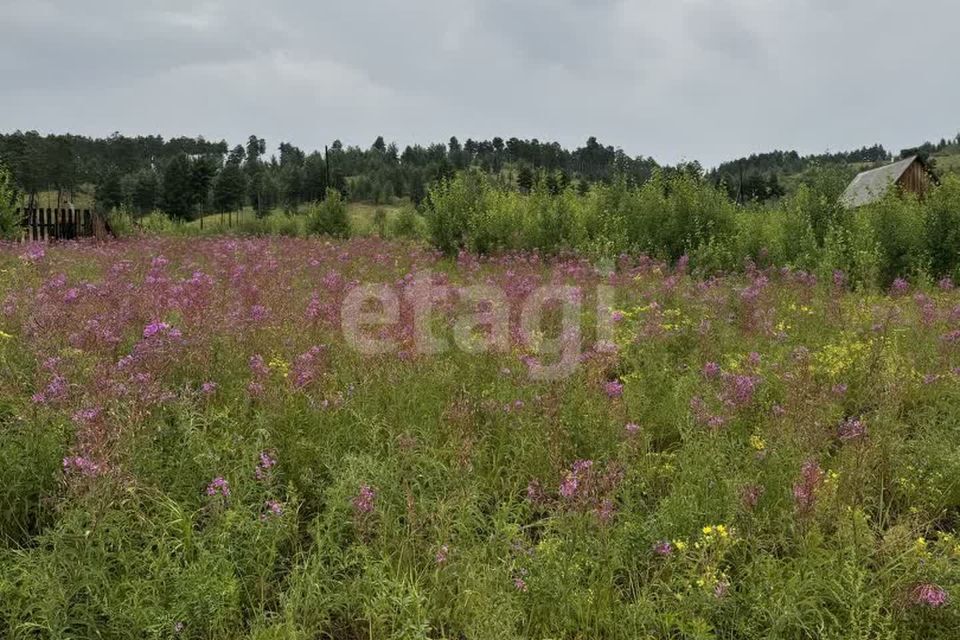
(1, 0), (957, 166)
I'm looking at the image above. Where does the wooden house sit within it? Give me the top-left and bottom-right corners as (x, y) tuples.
(839, 155), (934, 208)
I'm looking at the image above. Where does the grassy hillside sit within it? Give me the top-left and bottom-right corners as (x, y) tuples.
(126, 201), (417, 237)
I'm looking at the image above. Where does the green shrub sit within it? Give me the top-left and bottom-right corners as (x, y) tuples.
(0, 162), (21, 241)
(389, 204), (425, 239)
(925, 175), (960, 279)
(306, 190), (351, 238)
(373, 208), (388, 237)
(427, 170), (486, 255)
(136, 211), (177, 234)
(89, 164), (960, 286)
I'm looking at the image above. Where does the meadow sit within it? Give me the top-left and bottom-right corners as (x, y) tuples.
(100, 168), (960, 294)
(1, 234), (959, 639)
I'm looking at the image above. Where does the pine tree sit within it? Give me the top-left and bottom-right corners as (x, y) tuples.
(517, 166), (534, 193)
(162, 155), (194, 219)
(96, 171), (124, 212)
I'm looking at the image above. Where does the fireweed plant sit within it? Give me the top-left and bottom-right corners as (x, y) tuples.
(0, 236), (959, 638)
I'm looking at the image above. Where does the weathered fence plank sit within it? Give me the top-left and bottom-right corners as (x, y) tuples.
(15, 208), (93, 242)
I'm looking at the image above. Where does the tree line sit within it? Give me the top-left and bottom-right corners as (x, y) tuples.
(0, 129), (957, 222)
(0, 131), (663, 219)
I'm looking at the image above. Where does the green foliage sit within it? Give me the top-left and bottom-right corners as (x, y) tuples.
(389, 204), (425, 239)
(427, 170), (486, 254)
(137, 211), (178, 234)
(925, 176), (960, 279)
(0, 161), (20, 240)
(305, 190), (351, 238)
(213, 163), (247, 213)
(426, 170), (738, 261)
(127, 168), (160, 214)
(158, 154), (218, 221)
(105, 210), (136, 237)
(414, 169), (960, 288)
(95, 171), (124, 213)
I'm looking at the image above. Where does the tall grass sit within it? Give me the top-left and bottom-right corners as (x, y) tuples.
(0, 237), (958, 637)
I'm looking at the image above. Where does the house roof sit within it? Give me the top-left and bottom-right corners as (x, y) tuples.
(839, 156), (920, 208)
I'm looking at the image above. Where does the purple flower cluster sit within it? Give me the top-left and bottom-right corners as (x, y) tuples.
(833, 270), (846, 289)
(249, 304), (269, 322)
(912, 583), (948, 608)
(255, 451), (277, 480)
(290, 345), (326, 389)
(142, 321), (181, 340)
(653, 540), (673, 556)
(702, 361), (721, 379)
(353, 484), (376, 514)
(838, 417), (866, 442)
(890, 278), (910, 296)
(793, 460), (824, 514)
(63, 455), (102, 477)
(249, 354), (270, 378)
(206, 476), (230, 498)
(559, 459), (594, 498)
(603, 379), (624, 399)
(72, 406), (101, 424)
(261, 499), (283, 520)
(20, 243), (45, 262)
(722, 373), (761, 409)
(32, 374), (68, 405)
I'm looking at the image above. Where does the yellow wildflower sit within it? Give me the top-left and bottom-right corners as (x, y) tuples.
(268, 357), (291, 378)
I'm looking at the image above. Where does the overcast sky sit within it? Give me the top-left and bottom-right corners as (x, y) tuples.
(1, 0), (957, 167)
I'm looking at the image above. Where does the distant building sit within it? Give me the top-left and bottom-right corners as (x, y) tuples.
(839, 156), (934, 208)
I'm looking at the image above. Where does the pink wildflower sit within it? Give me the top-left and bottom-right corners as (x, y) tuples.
(206, 476), (230, 498)
(353, 484), (376, 514)
(261, 499), (283, 519)
(793, 460), (823, 514)
(255, 451), (277, 480)
(838, 417), (866, 442)
(890, 278), (909, 296)
(653, 540), (673, 556)
(912, 583), (948, 608)
(63, 456), (102, 477)
(603, 380), (624, 399)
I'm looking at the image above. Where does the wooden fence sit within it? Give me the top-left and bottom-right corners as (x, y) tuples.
(15, 208), (94, 242)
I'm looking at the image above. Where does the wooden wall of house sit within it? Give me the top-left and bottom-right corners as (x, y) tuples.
(896, 161), (931, 198)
